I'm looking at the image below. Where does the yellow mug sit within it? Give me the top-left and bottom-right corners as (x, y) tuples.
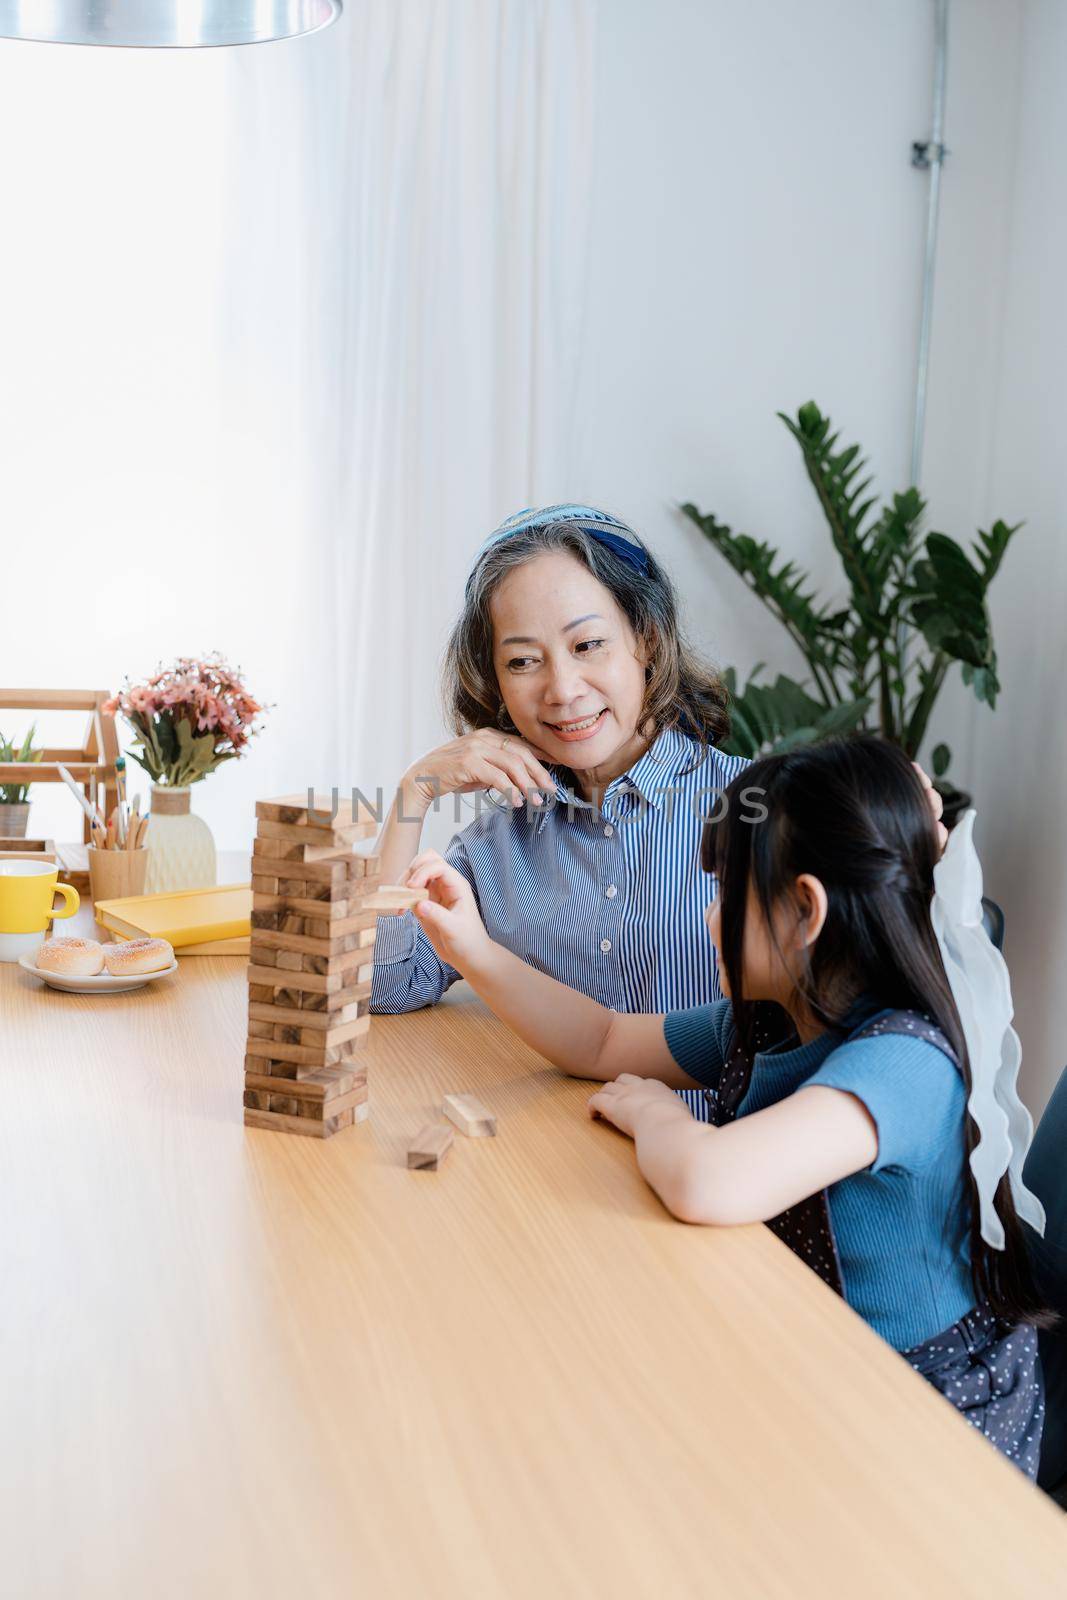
(0, 859), (80, 934)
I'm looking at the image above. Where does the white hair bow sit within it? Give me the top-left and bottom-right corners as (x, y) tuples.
(930, 810), (1046, 1249)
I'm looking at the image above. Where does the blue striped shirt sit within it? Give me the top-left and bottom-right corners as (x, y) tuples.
(371, 727), (750, 1119)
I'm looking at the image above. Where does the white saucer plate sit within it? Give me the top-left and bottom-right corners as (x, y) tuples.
(17, 956), (179, 994)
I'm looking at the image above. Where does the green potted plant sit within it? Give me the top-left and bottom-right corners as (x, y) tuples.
(681, 401), (1021, 826)
(0, 725), (43, 838)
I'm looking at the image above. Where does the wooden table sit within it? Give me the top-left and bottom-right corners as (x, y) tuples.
(2, 931), (1065, 1597)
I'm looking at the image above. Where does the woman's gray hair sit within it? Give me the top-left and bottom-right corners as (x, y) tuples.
(442, 518), (730, 755)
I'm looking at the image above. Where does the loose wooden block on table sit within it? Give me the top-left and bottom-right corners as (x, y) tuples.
(442, 1092), (497, 1138)
(406, 1122), (455, 1170)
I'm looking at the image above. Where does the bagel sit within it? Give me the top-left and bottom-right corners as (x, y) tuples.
(37, 936), (106, 976)
(103, 937), (174, 976)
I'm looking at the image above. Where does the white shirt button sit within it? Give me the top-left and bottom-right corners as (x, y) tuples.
(600, 938), (612, 953)
(605, 884), (617, 898)
(603, 824), (613, 837)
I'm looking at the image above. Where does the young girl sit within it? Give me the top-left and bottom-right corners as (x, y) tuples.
(400, 734), (1050, 1477)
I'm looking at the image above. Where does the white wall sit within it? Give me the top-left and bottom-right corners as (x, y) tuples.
(569, 0), (932, 687)
(926, 0), (1067, 1112)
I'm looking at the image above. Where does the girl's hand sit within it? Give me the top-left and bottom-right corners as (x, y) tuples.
(588, 1074), (688, 1140)
(402, 849), (493, 973)
(403, 730), (557, 811)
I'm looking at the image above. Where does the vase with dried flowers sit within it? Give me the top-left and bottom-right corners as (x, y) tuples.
(103, 655), (265, 893)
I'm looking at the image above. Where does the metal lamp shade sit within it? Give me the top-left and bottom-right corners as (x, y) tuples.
(0, 1), (342, 48)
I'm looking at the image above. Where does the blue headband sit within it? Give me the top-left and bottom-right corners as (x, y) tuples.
(468, 504), (650, 589)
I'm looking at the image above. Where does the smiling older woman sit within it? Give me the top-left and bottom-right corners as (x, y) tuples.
(370, 504), (750, 1121)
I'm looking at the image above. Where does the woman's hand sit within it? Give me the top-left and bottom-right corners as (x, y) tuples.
(402, 849), (493, 974)
(588, 1074), (689, 1140)
(403, 729), (557, 812)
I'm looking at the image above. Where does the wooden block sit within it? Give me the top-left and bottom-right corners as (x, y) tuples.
(256, 793), (379, 831)
(301, 946), (375, 977)
(274, 949), (305, 971)
(406, 1123), (454, 1171)
(247, 1019), (275, 1040)
(252, 854), (349, 888)
(244, 1023), (369, 1068)
(268, 1093), (302, 1116)
(251, 928), (352, 959)
(296, 1082), (368, 1119)
(243, 1088), (272, 1111)
(366, 885), (427, 914)
(442, 1092), (497, 1138)
(245, 1052), (365, 1083)
(244, 1065), (363, 1103)
(247, 963), (344, 994)
(256, 818), (374, 855)
(246, 970), (372, 1007)
(252, 891), (356, 920)
(248, 991), (370, 1030)
(298, 1017), (368, 1050)
(244, 1105), (357, 1139)
(251, 874), (279, 895)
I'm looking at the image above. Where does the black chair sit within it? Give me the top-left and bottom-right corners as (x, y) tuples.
(980, 896), (1005, 952)
(1023, 1065), (1067, 1500)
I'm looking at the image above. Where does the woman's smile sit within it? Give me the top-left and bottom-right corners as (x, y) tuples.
(542, 708), (608, 742)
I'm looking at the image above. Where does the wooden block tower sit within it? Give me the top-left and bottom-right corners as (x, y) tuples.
(244, 792), (380, 1138)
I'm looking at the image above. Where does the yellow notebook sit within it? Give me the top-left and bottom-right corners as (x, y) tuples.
(93, 883), (252, 949)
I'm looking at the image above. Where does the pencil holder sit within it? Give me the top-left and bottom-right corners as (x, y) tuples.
(88, 846), (150, 909)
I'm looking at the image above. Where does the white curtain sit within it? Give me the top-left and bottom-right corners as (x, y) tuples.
(1, 1), (596, 853)
(223, 0), (597, 843)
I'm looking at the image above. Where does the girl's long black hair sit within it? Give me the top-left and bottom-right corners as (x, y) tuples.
(703, 733), (1052, 1330)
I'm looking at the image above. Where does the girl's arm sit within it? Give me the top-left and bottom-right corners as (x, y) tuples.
(588, 1077), (878, 1224)
(402, 850), (701, 1088)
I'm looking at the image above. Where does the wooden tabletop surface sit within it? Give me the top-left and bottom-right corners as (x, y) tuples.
(2, 892), (1065, 1597)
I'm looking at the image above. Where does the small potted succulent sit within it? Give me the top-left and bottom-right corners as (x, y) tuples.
(0, 725), (43, 838)
(103, 655), (266, 892)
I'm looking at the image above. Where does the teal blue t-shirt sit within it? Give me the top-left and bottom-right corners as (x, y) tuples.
(663, 1000), (975, 1351)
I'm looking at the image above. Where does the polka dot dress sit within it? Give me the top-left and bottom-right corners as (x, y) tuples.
(711, 1004), (1044, 1478)
(906, 1306), (1044, 1480)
